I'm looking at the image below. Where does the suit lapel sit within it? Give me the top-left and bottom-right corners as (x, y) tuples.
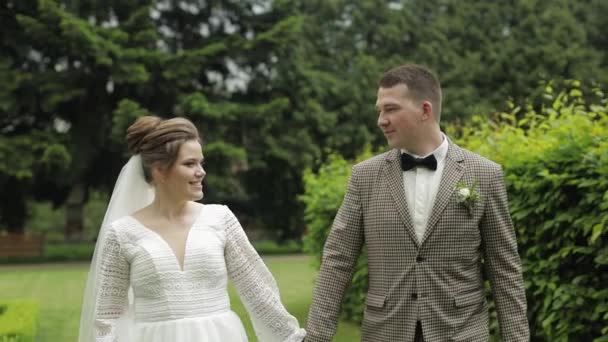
(382, 149), (419, 246)
(421, 141), (465, 245)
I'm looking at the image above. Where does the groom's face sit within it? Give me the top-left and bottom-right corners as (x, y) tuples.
(376, 83), (423, 150)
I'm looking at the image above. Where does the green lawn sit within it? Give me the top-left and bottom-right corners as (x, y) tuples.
(0, 255), (360, 341)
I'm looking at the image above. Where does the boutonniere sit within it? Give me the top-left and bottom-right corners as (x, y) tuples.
(455, 180), (480, 215)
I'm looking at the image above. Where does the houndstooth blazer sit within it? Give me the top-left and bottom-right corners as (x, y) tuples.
(305, 140), (529, 342)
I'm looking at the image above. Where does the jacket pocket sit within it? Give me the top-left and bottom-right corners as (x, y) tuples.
(453, 288), (485, 308)
(365, 293), (386, 309)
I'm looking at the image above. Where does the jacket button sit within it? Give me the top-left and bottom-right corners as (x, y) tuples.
(411, 293), (418, 300)
(416, 256), (425, 262)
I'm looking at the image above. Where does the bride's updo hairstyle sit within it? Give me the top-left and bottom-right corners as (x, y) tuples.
(126, 115), (201, 183)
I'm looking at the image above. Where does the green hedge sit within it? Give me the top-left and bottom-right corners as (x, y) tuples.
(0, 242), (95, 264)
(0, 238), (301, 265)
(450, 81), (608, 340)
(302, 81), (608, 340)
(301, 149), (373, 323)
(252, 240), (303, 255)
(0, 300), (39, 342)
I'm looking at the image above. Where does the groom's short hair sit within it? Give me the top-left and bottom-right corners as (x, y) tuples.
(379, 64), (443, 123)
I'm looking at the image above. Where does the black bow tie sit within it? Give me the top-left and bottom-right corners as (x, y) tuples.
(400, 153), (437, 171)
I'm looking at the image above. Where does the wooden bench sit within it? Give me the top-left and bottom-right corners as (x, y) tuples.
(0, 233), (46, 257)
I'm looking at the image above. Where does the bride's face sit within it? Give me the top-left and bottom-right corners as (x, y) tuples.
(157, 140), (206, 201)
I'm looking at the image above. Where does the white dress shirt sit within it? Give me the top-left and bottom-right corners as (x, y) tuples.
(401, 134), (449, 243)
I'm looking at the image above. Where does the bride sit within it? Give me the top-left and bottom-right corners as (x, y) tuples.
(78, 116), (306, 341)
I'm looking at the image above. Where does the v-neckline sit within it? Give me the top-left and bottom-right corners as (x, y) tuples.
(128, 205), (204, 272)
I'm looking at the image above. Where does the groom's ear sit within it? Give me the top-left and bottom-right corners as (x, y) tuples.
(421, 101), (434, 121)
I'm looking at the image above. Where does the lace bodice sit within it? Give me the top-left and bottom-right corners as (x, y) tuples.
(94, 204), (305, 341)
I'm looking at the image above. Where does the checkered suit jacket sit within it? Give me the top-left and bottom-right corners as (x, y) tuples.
(305, 140), (529, 341)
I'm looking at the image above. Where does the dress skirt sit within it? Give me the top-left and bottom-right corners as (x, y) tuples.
(134, 311), (248, 342)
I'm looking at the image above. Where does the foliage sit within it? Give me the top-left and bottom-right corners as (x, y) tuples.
(450, 80), (608, 340)
(250, 0), (608, 238)
(300, 147), (374, 322)
(284, 0), (607, 123)
(25, 190), (107, 242)
(0, 242), (95, 264)
(2, 0), (608, 241)
(0, 132), (70, 232)
(45, 242), (95, 261)
(83, 191), (109, 241)
(25, 200), (65, 240)
(251, 240), (302, 255)
(0, 300), (39, 342)
(0, 239), (301, 265)
(1, 0), (309, 238)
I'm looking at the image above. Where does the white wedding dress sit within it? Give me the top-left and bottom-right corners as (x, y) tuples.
(93, 204), (305, 342)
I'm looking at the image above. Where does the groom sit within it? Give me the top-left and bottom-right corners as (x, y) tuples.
(305, 64), (528, 341)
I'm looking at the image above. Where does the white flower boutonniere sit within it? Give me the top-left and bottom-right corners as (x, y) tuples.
(455, 180), (480, 215)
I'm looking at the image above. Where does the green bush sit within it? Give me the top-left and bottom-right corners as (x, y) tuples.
(44, 242), (95, 261)
(300, 149), (373, 322)
(252, 239), (303, 255)
(1, 238), (299, 264)
(25, 190), (109, 242)
(83, 190), (110, 241)
(450, 81), (608, 341)
(0, 242), (95, 264)
(0, 300), (39, 342)
(25, 200), (64, 241)
(302, 81), (607, 340)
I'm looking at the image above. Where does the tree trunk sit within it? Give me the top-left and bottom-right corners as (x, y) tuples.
(65, 182), (86, 241)
(1, 178), (27, 235)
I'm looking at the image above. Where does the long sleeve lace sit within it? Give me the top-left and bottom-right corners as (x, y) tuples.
(94, 226), (130, 342)
(223, 207), (306, 342)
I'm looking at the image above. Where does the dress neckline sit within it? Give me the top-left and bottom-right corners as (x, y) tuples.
(127, 204), (204, 272)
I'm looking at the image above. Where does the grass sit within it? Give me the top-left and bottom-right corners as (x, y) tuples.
(0, 255), (360, 341)
(0, 263), (86, 341)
